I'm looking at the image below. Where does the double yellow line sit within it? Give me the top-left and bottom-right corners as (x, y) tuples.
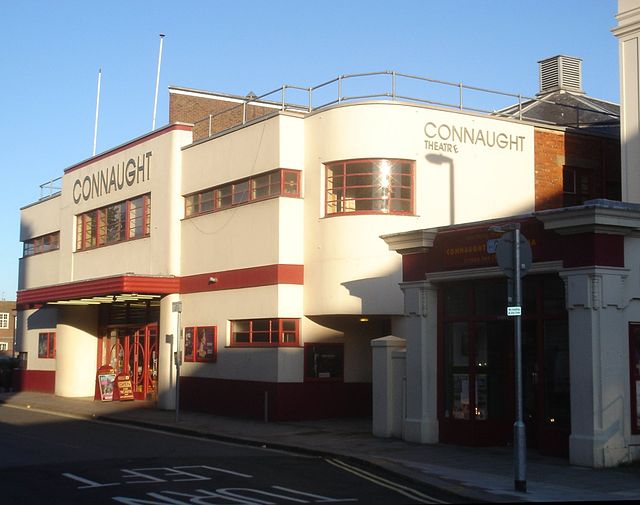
(326, 458), (449, 504)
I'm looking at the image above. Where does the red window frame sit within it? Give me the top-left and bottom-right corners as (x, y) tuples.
(184, 169), (301, 218)
(38, 332), (56, 359)
(24, 231), (60, 257)
(76, 194), (151, 251)
(230, 318), (299, 347)
(184, 326), (217, 363)
(630, 323), (640, 435)
(325, 158), (414, 216)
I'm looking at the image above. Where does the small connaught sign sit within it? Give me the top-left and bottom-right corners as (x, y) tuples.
(72, 151), (152, 204)
(424, 121), (526, 154)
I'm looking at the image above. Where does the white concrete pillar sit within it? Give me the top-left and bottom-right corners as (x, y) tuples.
(157, 293), (180, 410)
(371, 335), (406, 438)
(55, 305), (99, 397)
(397, 280), (439, 443)
(614, 0), (640, 203)
(561, 267), (631, 467)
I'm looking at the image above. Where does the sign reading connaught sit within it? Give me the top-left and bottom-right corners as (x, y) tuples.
(424, 121), (526, 153)
(72, 151), (153, 204)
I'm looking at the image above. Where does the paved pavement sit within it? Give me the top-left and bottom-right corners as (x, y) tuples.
(1, 391), (639, 503)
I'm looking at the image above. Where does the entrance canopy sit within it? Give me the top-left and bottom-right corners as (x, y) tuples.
(17, 274), (179, 308)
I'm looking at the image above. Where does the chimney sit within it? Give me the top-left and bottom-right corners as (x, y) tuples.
(537, 55), (584, 95)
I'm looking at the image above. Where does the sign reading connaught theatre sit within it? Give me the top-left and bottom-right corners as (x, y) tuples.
(72, 151), (153, 204)
(424, 121), (527, 153)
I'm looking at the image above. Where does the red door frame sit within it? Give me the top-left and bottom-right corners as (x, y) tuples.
(97, 323), (158, 400)
(437, 276), (569, 456)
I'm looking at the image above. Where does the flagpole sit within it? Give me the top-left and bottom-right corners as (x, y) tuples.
(152, 33), (165, 131)
(93, 68), (102, 156)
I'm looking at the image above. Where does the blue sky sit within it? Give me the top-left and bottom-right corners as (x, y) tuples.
(0, 0), (620, 299)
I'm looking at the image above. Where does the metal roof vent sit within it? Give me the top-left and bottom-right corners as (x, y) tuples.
(537, 55), (584, 95)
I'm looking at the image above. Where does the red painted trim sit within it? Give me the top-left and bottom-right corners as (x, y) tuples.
(17, 275), (180, 306)
(64, 124), (193, 175)
(17, 264), (303, 306)
(560, 233), (624, 268)
(179, 376), (371, 421)
(180, 264), (304, 294)
(12, 369), (55, 394)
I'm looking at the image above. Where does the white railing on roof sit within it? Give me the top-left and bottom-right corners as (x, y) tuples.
(39, 177), (62, 200)
(35, 70), (620, 200)
(193, 70), (619, 140)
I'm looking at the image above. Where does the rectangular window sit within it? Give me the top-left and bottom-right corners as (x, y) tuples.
(184, 326), (217, 362)
(0, 313), (9, 329)
(23, 231), (60, 257)
(563, 166), (594, 206)
(0, 343), (8, 351)
(184, 169), (301, 218)
(38, 332), (56, 359)
(326, 159), (414, 215)
(304, 343), (344, 381)
(630, 324), (640, 434)
(76, 194), (150, 251)
(231, 318), (299, 347)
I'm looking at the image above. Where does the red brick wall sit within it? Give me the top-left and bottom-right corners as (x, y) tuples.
(169, 92), (277, 141)
(534, 128), (620, 211)
(0, 300), (16, 355)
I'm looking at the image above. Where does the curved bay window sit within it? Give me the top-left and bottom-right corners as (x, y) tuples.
(325, 159), (414, 215)
(440, 275), (569, 456)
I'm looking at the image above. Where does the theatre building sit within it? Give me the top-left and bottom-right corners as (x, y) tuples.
(15, 49), (637, 466)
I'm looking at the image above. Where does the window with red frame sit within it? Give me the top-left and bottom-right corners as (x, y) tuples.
(630, 324), (640, 434)
(185, 169), (301, 218)
(76, 194), (150, 250)
(24, 231), (60, 257)
(38, 332), (56, 359)
(326, 159), (414, 215)
(184, 326), (217, 362)
(231, 318), (299, 346)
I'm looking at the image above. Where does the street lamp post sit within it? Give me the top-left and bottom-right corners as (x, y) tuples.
(492, 223), (531, 493)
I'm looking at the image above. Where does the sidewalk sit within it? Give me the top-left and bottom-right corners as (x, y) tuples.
(1, 391), (639, 503)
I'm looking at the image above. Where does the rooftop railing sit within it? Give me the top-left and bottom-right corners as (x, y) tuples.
(192, 70), (620, 140)
(34, 70), (620, 200)
(39, 177), (62, 200)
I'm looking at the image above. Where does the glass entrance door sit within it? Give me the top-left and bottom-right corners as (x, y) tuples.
(98, 324), (158, 400)
(439, 275), (569, 454)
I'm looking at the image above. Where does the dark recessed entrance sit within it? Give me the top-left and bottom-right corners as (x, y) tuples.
(438, 274), (569, 457)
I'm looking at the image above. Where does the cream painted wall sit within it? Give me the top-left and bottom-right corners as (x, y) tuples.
(15, 306), (57, 371)
(303, 102), (535, 316)
(20, 194), (61, 241)
(178, 284), (304, 381)
(56, 128), (191, 284)
(182, 117), (285, 195)
(181, 199), (281, 274)
(18, 252), (60, 290)
(55, 305), (98, 397)
(615, 0), (640, 203)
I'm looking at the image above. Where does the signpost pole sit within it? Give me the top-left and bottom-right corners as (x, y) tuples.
(513, 226), (527, 492)
(491, 224), (530, 493)
(172, 301), (182, 423)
